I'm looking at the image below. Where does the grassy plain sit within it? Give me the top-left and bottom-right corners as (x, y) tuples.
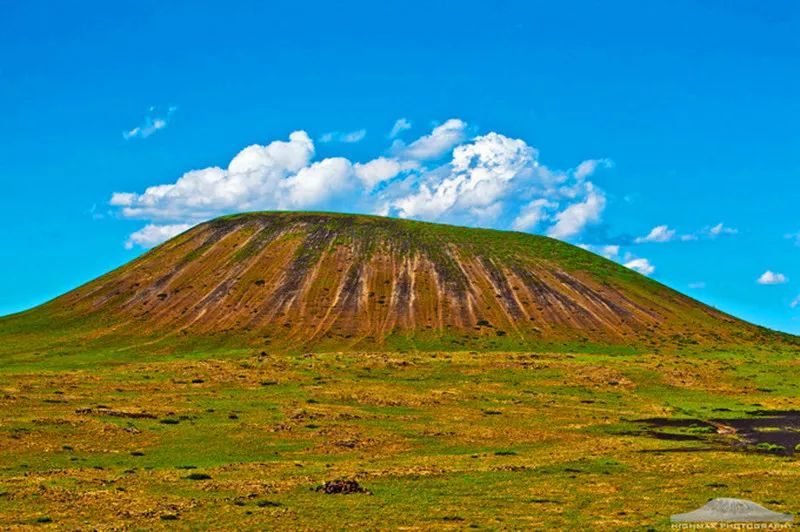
(1, 344), (799, 530)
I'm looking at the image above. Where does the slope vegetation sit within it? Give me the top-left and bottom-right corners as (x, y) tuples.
(0, 212), (787, 353)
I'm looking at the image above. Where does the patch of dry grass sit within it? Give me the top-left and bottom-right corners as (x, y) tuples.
(0, 349), (798, 529)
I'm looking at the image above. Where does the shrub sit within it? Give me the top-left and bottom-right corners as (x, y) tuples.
(256, 500), (282, 507)
(184, 473), (212, 480)
(755, 442), (785, 453)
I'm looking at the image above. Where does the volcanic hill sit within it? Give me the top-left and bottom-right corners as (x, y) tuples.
(0, 212), (788, 353)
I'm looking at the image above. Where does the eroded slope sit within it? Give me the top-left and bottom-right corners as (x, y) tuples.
(0, 212), (784, 352)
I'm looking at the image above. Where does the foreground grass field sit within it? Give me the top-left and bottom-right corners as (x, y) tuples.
(1, 346), (799, 529)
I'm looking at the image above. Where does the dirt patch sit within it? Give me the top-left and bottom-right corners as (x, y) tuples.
(315, 480), (371, 495)
(646, 431), (704, 441)
(718, 410), (800, 455)
(636, 411), (800, 455)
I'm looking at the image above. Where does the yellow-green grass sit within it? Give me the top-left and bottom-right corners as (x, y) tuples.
(1, 347), (798, 529)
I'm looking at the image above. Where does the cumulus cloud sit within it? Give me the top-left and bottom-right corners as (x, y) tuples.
(624, 257), (655, 276)
(354, 157), (416, 190)
(125, 223), (193, 249)
(114, 131), (316, 221)
(513, 199), (557, 231)
(634, 225), (676, 244)
(283, 157), (354, 207)
(111, 119), (613, 248)
(757, 271), (788, 285)
(319, 129), (367, 143)
(397, 119), (467, 160)
(123, 106), (177, 140)
(791, 295), (800, 308)
(547, 184), (606, 239)
(392, 131), (539, 220)
(389, 118), (411, 138)
(110, 192), (136, 206)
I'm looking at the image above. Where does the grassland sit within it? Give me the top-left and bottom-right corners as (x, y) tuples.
(2, 344), (799, 530)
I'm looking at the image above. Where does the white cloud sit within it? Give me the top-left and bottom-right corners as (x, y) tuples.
(391, 183), (448, 220)
(354, 157), (416, 189)
(282, 157), (354, 208)
(343, 130), (367, 143)
(634, 224), (676, 244)
(392, 131), (543, 221)
(627, 222), (739, 243)
(123, 106), (177, 140)
(319, 129), (367, 144)
(399, 118), (467, 160)
(679, 222), (738, 241)
(624, 257), (655, 276)
(757, 271), (788, 285)
(110, 192), (136, 206)
(512, 199), (556, 231)
(547, 184), (606, 239)
(688, 281), (706, 289)
(709, 222), (737, 236)
(389, 118), (411, 138)
(228, 131), (314, 175)
(115, 131), (316, 221)
(574, 158), (613, 180)
(579, 244), (620, 260)
(600, 245), (620, 259)
(111, 119), (612, 247)
(791, 295), (800, 308)
(125, 223), (193, 249)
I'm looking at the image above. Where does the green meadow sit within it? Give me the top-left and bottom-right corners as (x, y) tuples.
(1, 345), (798, 529)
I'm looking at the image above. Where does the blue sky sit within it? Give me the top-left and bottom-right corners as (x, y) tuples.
(1, 1), (799, 333)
